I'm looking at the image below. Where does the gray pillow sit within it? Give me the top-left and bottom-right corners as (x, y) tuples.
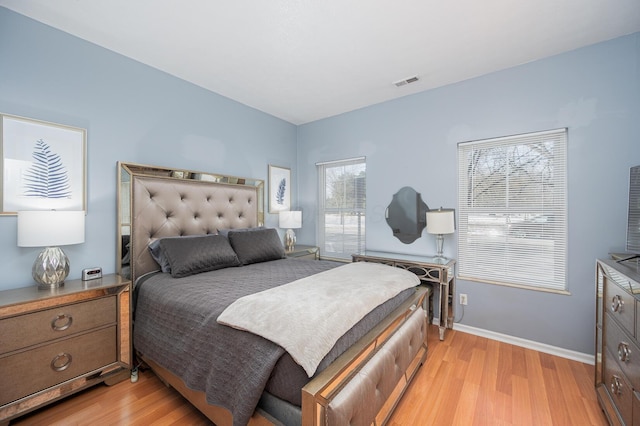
(149, 234), (208, 273)
(157, 234), (241, 278)
(228, 228), (285, 265)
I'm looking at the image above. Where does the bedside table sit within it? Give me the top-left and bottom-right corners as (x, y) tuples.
(0, 274), (131, 424)
(286, 245), (320, 260)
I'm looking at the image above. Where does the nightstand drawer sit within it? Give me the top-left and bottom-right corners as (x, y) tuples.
(0, 296), (116, 354)
(0, 326), (117, 405)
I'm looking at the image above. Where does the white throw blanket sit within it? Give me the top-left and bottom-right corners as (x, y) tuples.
(217, 261), (419, 377)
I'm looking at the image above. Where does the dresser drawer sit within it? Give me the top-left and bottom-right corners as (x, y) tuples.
(0, 296), (116, 354)
(604, 348), (633, 425)
(606, 277), (636, 337)
(0, 326), (117, 405)
(605, 312), (640, 390)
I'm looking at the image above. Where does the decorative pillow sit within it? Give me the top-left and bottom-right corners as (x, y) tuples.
(228, 228), (285, 265)
(148, 234), (210, 273)
(148, 238), (172, 273)
(155, 234), (240, 278)
(217, 226), (264, 237)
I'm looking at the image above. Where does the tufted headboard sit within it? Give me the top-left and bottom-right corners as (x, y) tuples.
(129, 174), (260, 282)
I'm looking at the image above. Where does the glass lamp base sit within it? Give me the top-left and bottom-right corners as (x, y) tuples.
(284, 229), (297, 252)
(435, 234), (445, 258)
(32, 246), (70, 289)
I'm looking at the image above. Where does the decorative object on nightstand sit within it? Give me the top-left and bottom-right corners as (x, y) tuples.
(426, 208), (455, 259)
(17, 210), (85, 289)
(279, 210), (302, 252)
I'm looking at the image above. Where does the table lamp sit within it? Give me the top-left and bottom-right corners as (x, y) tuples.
(17, 210), (85, 289)
(279, 210), (302, 252)
(426, 208), (455, 259)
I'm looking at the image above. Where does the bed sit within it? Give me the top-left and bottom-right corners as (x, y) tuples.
(117, 162), (429, 426)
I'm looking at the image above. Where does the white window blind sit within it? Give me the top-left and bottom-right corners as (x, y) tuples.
(317, 157), (366, 260)
(457, 129), (568, 292)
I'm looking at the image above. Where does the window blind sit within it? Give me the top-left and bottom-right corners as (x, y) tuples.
(317, 158), (366, 260)
(457, 129), (568, 292)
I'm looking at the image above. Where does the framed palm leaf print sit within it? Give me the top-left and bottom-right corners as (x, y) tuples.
(1, 114), (86, 215)
(268, 164), (291, 213)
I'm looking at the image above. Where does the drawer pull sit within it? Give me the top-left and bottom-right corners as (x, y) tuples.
(611, 295), (624, 313)
(50, 353), (72, 372)
(51, 314), (73, 331)
(618, 342), (632, 362)
(610, 375), (623, 395)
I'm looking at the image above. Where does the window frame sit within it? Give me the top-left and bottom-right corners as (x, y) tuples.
(457, 128), (568, 293)
(316, 157), (366, 260)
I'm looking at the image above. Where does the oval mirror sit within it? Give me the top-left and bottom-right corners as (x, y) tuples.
(385, 186), (429, 244)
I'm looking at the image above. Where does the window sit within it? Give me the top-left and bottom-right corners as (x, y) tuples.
(317, 157), (366, 260)
(457, 129), (567, 292)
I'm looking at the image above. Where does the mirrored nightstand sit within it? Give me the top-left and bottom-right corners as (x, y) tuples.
(286, 245), (320, 260)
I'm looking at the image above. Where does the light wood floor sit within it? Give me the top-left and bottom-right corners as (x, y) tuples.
(11, 325), (607, 426)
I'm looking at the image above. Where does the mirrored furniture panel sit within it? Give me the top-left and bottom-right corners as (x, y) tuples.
(117, 162), (265, 279)
(352, 251), (455, 340)
(595, 257), (640, 425)
(385, 187), (429, 244)
(285, 245), (320, 260)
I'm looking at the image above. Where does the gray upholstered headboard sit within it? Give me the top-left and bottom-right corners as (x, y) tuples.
(130, 175), (259, 282)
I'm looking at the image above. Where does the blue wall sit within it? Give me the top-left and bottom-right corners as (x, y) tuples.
(0, 8), (297, 290)
(297, 33), (640, 354)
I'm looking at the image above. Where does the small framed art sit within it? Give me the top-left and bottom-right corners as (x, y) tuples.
(268, 164), (291, 213)
(1, 113), (87, 214)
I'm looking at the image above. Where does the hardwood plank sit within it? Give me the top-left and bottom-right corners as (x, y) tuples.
(10, 325), (607, 426)
(480, 337), (500, 391)
(496, 341), (513, 396)
(541, 357), (572, 425)
(511, 375), (533, 426)
(524, 350), (553, 425)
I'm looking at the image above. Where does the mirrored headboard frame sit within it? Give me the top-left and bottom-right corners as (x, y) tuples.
(117, 161), (265, 280)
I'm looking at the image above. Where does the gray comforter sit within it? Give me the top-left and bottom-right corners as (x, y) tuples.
(133, 258), (413, 426)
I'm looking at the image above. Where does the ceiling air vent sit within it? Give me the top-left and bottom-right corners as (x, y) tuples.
(393, 75), (419, 87)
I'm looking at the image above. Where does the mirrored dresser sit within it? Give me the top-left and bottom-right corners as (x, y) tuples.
(596, 256), (640, 425)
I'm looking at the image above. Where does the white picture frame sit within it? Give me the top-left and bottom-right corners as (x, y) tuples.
(268, 164), (291, 213)
(1, 113), (87, 214)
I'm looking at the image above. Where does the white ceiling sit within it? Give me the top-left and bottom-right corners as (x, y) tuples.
(2, 1), (640, 125)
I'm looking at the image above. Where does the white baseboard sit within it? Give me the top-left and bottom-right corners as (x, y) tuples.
(435, 321), (594, 365)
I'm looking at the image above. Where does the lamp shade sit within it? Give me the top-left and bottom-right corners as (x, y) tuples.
(279, 210), (302, 229)
(426, 209), (455, 235)
(18, 210), (85, 247)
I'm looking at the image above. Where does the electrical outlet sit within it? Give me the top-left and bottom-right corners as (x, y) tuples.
(459, 293), (468, 305)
